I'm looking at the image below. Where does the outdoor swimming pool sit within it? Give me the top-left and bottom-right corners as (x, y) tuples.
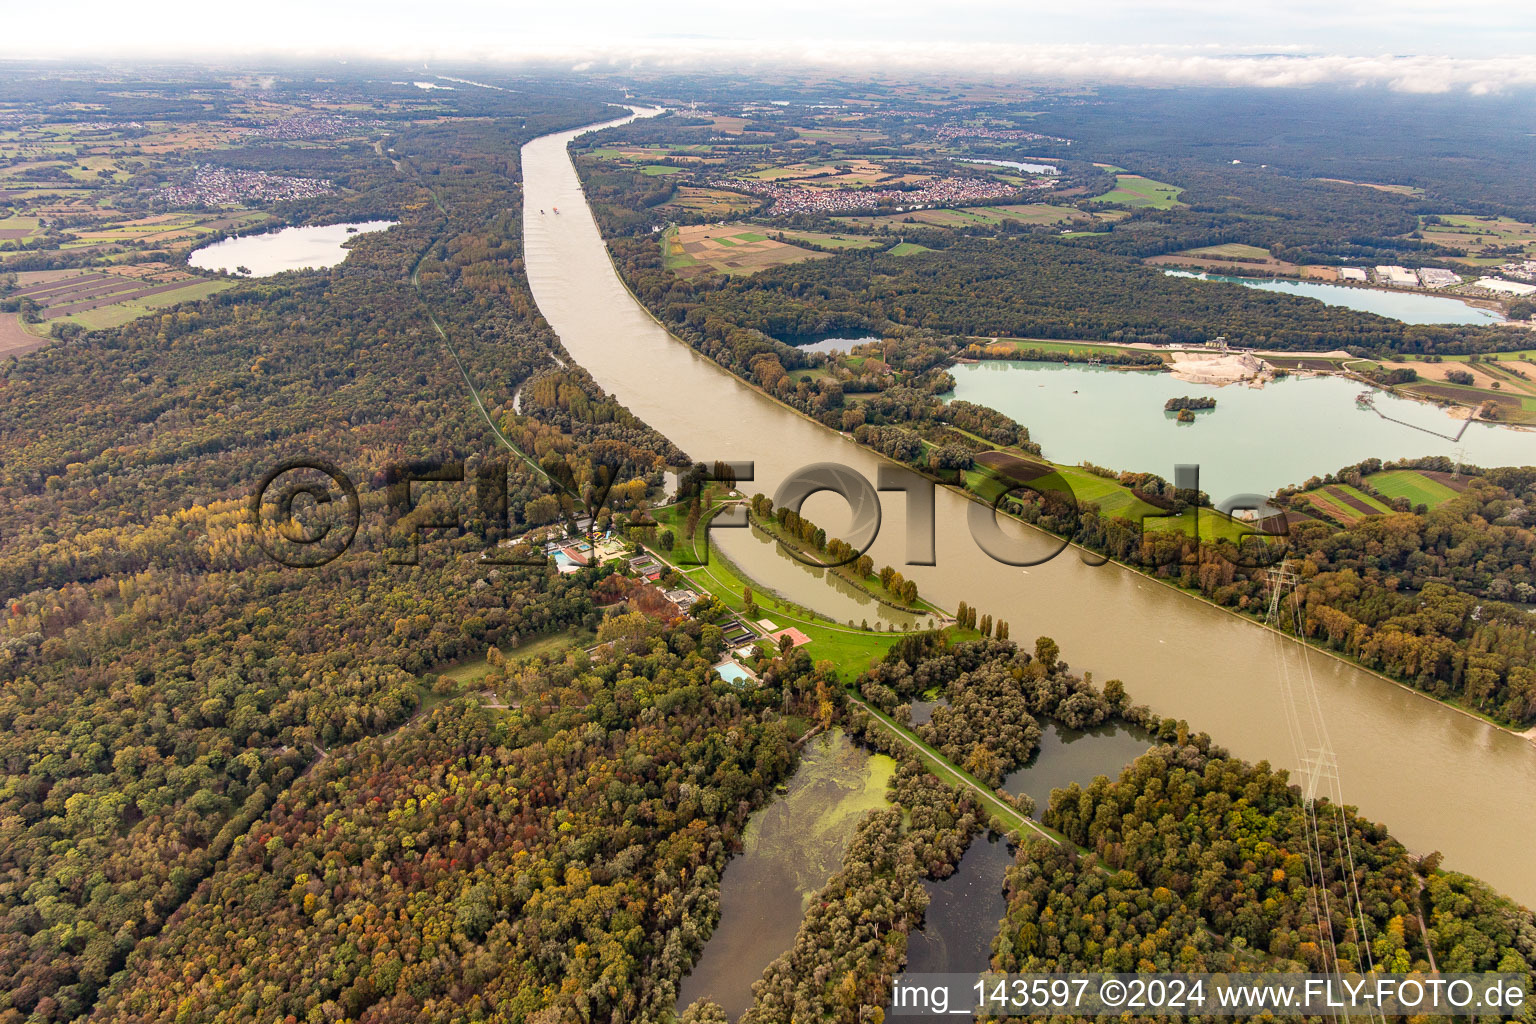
(714, 660), (755, 685)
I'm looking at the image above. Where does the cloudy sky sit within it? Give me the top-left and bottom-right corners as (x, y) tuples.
(5, 0), (1535, 92)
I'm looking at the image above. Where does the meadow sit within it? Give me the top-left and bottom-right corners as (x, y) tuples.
(1089, 172), (1185, 209)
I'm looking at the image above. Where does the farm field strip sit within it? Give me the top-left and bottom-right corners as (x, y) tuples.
(1366, 470), (1462, 508)
(43, 279), (216, 317)
(8, 272), (113, 297)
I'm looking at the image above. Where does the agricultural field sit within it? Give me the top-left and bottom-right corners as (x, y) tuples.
(835, 202), (1095, 230)
(588, 144), (722, 166)
(1415, 214), (1536, 263)
(774, 229), (883, 250)
(0, 311), (46, 357)
(1180, 243), (1272, 261)
(661, 223), (830, 276)
(1378, 357), (1514, 391)
(1316, 178), (1426, 197)
(659, 186), (760, 217)
(1089, 172), (1185, 209)
(0, 95), (416, 337)
(1293, 482), (1395, 523)
(793, 126), (890, 145)
(5, 267), (235, 330)
(1395, 379), (1536, 424)
(1143, 243), (1349, 277)
(967, 337), (1165, 359)
(1366, 469), (1464, 509)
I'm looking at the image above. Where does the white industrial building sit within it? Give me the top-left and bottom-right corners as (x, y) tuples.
(1479, 277), (1536, 296)
(1375, 265), (1420, 287)
(1416, 268), (1462, 289)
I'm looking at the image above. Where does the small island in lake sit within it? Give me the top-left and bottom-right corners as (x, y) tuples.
(1166, 395), (1216, 422)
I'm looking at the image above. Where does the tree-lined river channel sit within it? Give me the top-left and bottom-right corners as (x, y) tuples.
(521, 106), (1536, 922)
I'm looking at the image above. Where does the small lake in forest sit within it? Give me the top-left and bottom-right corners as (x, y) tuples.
(945, 360), (1536, 501)
(897, 833), (1015, 973)
(777, 331), (884, 355)
(675, 730), (894, 1020)
(188, 220), (396, 277)
(1164, 271), (1505, 325)
(887, 720), (1154, 1020)
(1001, 720), (1155, 817)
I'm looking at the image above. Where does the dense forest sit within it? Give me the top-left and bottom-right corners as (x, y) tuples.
(608, 232), (1530, 355)
(90, 636), (805, 1023)
(3, 66), (1535, 1024)
(0, 79), (690, 1022)
(841, 635), (1533, 1020)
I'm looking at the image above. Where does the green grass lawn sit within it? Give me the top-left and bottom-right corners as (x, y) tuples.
(1047, 465), (1162, 521)
(643, 499), (935, 678)
(641, 165), (684, 175)
(963, 457), (1255, 544)
(973, 337), (1163, 360)
(888, 242), (931, 256)
(1435, 350), (1536, 362)
(431, 627), (598, 689)
(1367, 470), (1460, 508)
(659, 226), (695, 271)
(1181, 243), (1272, 260)
(1090, 173), (1184, 209)
(776, 230), (882, 250)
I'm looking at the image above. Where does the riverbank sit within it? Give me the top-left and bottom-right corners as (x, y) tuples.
(523, 111), (1536, 902)
(638, 499), (945, 677)
(741, 504), (947, 620)
(626, 270), (1536, 740)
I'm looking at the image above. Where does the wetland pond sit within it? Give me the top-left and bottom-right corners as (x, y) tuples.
(675, 730), (894, 1019)
(1001, 720), (1155, 816)
(188, 219), (396, 277)
(889, 720), (1155, 1020)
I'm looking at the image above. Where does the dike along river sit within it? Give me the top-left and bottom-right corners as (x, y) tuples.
(521, 108), (1536, 905)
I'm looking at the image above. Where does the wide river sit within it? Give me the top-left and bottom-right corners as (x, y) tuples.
(521, 110), (1536, 905)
